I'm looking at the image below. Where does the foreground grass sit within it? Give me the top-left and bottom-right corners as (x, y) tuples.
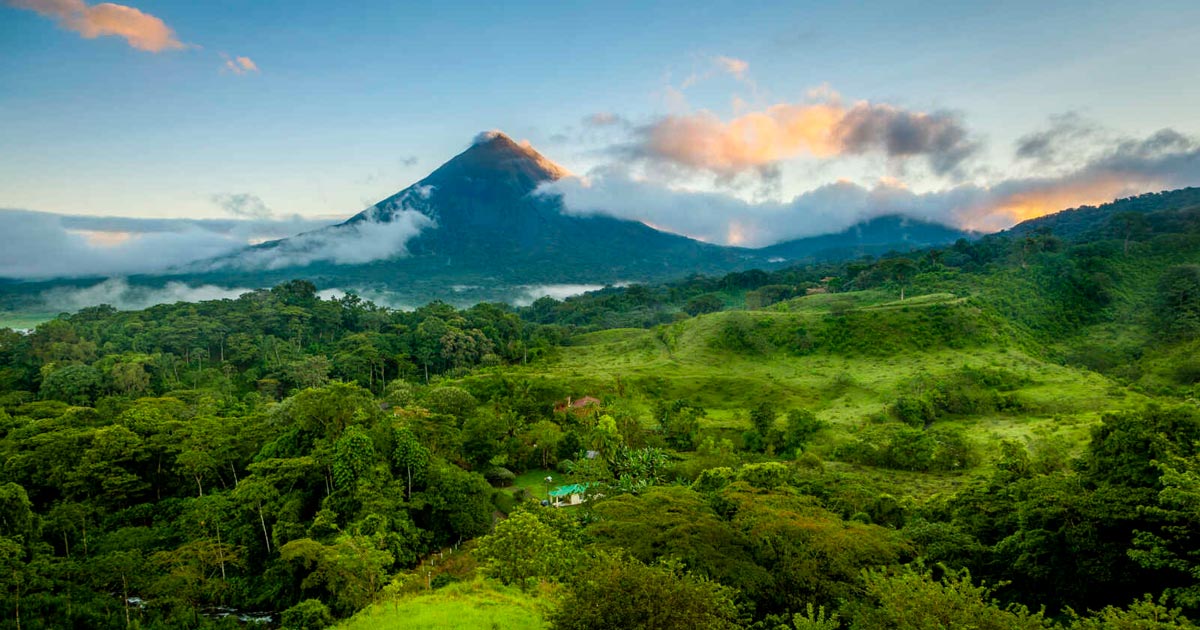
(337, 579), (553, 630)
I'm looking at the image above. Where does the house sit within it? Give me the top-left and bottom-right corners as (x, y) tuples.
(571, 396), (601, 408)
(555, 395), (602, 414)
(548, 482), (595, 507)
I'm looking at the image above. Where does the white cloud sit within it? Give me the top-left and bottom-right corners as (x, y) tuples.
(0, 209), (334, 279)
(39, 278), (255, 311)
(221, 207), (434, 270)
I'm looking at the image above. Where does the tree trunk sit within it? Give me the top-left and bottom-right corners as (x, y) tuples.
(215, 522), (226, 580)
(122, 573), (130, 629)
(13, 568), (20, 630)
(257, 503), (272, 553)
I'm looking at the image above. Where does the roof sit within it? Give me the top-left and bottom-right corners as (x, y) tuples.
(548, 483), (594, 497)
(571, 396), (601, 408)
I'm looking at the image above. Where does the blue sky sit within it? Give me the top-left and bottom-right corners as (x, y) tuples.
(2, 0), (1200, 258)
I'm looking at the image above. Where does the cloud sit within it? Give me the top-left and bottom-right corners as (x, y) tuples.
(680, 54), (755, 90)
(511, 284), (611, 307)
(627, 93), (978, 178)
(543, 127), (1200, 247)
(221, 52), (258, 75)
(0, 209), (335, 279)
(216, 186), (437, 270)
(221, 210), (434, 270)
(834, 103), (978, 175)
(211, 193), (273, 219)
(583, 112), (626, 128)
(1015, 112), (1104, 166)
(713, 55), (749, 78)
(6, 0), (184, 52)
(473, 130), (507, 145)
(39, 278), (255, 312)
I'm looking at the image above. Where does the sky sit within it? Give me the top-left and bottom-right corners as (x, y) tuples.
(2, 0), (1200, 277)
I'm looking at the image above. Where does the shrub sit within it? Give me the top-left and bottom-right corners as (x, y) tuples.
(280, 599), (333, 630)
(485, 466), (517, 486)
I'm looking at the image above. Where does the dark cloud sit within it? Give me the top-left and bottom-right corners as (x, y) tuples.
(1015, 112), (1103, 164)
(835, 103), (978, 175)
(211, 192), (274, 219)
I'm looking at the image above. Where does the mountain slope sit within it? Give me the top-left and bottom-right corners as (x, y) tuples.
(760, 215), (974, 262)
(1007, 187), (1200, 240)
(191, 133), (755, 294)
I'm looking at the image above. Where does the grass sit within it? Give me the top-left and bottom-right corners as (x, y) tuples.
(336, 579), (552, 630)
(508, 468), (558, 501)
(470, 289), (1150, 496)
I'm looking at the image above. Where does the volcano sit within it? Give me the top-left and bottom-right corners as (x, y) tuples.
(191, 132), (754, 298)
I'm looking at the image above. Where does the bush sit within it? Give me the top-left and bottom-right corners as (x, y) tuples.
(485, 466), (517, 486)
(280, 599), (333, 630)
(550, 554), (740, 630)
(892, 394), (937, 427)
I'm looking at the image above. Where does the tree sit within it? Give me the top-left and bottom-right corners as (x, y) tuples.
(40, 364), (104, 406)
(420, 463), (494, 543)
(332, 425), (376, 489)
(684, 294), (725, 317)
(422, 386), (478, 422)
(550, 553), (740, 630)
(848, 566), (1047, 630)
(524, 420), (564, 469)
(279, 534), (394, 616)
(783, 409), (824, 454)
(476, 509), (573, 589)
(392, 426), (429, 499)
(110, 361), (150, 396)
(1155, 265), (1200, 339)
(1108, 211), (1149, 256)
(880, 257), (919, 301)
(749, 401), (778, 437)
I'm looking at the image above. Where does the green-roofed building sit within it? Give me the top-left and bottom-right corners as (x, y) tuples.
(548, 482), (596, 507)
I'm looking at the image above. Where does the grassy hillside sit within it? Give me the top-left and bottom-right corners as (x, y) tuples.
(337, 580), (551, 630)
(452, 287), (1143, 501)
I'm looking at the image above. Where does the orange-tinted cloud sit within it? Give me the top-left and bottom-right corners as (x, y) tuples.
(7, 0), (184, 52)
(714, 55), (749, 78)
(221, 53), (259, 75)
(643, 103), (846, 174)
(635, 96), (977, 177)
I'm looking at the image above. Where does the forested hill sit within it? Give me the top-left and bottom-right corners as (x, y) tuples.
(1008, 186), (1200, 241)
(1, 186), (1200, 629)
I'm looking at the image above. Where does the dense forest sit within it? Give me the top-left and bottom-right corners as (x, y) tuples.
(2, 189), (1200, 629)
